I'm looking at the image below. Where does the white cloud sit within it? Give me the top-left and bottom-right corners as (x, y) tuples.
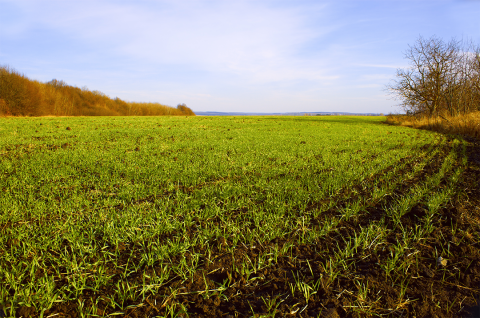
(4, 0), (340, 85)
(355, 84), (383, 88)
(360, 74), (393, 81)
(356, 63), (406, 69)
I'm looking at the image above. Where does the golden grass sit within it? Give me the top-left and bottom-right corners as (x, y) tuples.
(386, 111), (480, 141)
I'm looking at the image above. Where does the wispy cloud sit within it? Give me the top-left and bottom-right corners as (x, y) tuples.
(356, 64), (406, 69)
(4, 0), (340, 84)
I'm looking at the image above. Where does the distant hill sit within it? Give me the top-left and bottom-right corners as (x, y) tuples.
(195, 111), (383, 116)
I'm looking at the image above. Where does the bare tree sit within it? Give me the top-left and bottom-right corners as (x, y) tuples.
(387, 36), (480, 117)
(387, 36), (461, 117)
(465, 46), (480, 112)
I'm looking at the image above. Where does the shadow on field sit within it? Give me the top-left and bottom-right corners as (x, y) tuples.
(462, 300), (480, 318)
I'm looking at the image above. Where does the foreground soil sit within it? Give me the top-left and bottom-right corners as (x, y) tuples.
(10, 139), (480, 318)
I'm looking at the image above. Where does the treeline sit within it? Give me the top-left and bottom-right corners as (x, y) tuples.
(387, 36), (480, 117)
(0, 65), (195, 117)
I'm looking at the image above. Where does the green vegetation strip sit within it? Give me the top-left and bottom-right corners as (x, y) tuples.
(0, 116), (477, 317)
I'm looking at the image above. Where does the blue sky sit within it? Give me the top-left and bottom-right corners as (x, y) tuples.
(1, 0), (479, 114)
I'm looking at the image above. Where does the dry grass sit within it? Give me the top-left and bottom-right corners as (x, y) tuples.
(386, 111), (480, 141)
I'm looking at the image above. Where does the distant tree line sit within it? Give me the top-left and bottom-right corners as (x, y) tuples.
(0, 65), (195, 117)
(387, 36), (480, 117)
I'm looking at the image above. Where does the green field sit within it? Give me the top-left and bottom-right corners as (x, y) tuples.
(1, 116), (479, 317)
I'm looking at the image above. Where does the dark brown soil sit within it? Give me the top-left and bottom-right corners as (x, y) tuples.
(11, 140), (480, 318)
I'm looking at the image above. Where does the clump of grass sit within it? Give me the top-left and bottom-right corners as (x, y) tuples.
(386, 112), (480, 140)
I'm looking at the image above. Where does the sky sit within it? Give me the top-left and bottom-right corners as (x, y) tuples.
(1, 0), (479, 114)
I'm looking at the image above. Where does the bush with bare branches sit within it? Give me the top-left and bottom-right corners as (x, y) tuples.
(0, 65), (196, 117)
